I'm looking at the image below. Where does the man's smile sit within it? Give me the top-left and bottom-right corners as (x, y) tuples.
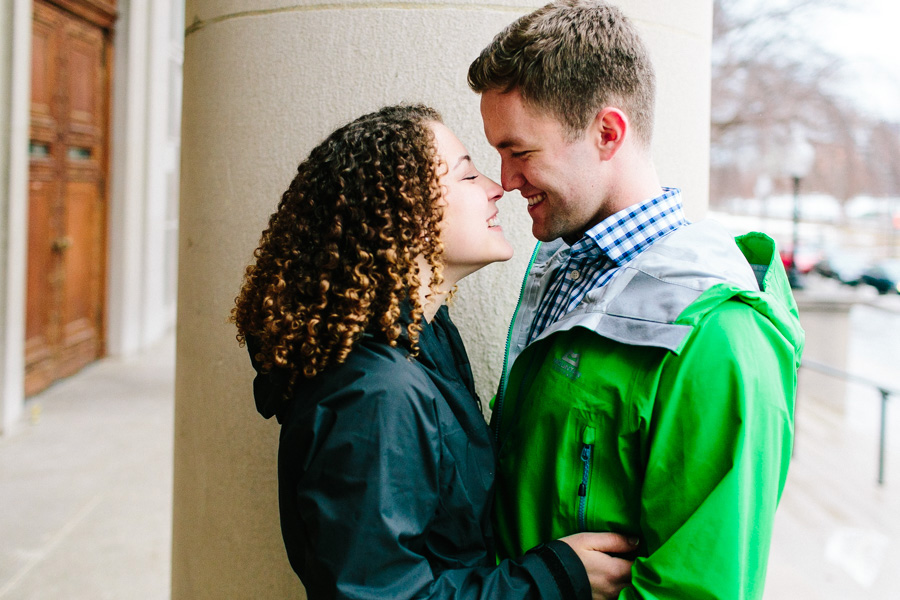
(525, 193), (546, 207)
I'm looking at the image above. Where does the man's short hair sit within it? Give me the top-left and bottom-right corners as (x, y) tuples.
(468, 0), (656, 145)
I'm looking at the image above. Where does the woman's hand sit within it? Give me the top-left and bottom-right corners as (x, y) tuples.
(559, 532), (637, 600)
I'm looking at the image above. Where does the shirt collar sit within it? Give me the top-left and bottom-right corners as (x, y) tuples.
(568, 187), (686, 265)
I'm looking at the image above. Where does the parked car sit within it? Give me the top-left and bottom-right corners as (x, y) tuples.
(813, 252), (867, 286)
(779, 244), (823, 275)
(860, 259), (900, 295)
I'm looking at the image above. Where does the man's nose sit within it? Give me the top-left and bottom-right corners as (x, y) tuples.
(500, 160), (524, 192)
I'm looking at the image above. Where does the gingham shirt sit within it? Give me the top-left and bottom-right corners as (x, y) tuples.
(527, 188), (688, 344)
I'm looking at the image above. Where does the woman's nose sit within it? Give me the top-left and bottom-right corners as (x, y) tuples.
(486, 177), (504, 202)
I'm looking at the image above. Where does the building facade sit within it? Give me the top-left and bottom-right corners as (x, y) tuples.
(3, 0), (713, 595)
(0, 0), (183, 433)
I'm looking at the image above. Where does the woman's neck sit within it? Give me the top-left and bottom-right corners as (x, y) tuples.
(416, 256), (458, 323)
(419, 288), (447, 323)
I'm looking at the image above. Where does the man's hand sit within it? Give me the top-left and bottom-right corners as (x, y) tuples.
(559, 532), (637, 600)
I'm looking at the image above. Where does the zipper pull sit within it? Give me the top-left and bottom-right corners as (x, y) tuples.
(578, 482), (586, 497)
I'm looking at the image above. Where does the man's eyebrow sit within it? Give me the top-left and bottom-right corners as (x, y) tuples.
(453, 155), (472, 170)
(494, 140), (519, 151)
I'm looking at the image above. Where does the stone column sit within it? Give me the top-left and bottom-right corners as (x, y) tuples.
(794, 292), (856, 410)
(0, 0), (32, 434)
(172, 1), (713, 597)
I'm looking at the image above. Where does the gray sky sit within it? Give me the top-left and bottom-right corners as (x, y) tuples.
(814, 0), (900, 121)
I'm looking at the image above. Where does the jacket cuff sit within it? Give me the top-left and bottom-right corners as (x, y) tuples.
(526, 540), (591, 600)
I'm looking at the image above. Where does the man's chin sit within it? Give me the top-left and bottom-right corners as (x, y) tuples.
(530, 220), (564, 243)
(531, 229), (560, 243)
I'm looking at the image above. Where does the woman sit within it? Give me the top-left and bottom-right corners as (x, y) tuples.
(232, 105), (634, 600)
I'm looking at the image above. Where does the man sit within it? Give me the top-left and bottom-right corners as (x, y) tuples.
(468, 1), (804, 598)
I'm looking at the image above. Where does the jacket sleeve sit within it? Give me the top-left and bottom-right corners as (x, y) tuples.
(284, 369), (589, 600)
(624, 301), (796, 600)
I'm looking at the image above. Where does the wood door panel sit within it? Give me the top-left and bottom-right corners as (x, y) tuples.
(29, 26), (53, 118)
(25, 177), (59, 396)
(25, 180), (57, 350)
(30, 8), (61, 132)
(65, 22), (103, 136)
(66, 136), (100, 181)
(61, 180), (101, 325)
(57, 326), (99, 380)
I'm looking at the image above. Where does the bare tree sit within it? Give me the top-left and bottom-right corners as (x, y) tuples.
(868, 121), (900, 197)
(711, 0), (900, 213)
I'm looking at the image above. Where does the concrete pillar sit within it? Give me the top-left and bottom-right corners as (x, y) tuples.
(795, 292), (856, 410)
(108, 0), (183, 357)
(107, 0), (152, 358)
(0, 0), (31, 435)
(172, 1), (713, 597)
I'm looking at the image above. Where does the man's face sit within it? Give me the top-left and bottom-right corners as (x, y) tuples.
(480, 89), (606, 243)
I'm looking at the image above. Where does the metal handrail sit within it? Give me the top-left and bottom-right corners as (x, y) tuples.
(801, 358), (895, 485)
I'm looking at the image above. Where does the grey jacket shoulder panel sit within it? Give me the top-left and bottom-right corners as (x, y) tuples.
(531, 220), (760, 352)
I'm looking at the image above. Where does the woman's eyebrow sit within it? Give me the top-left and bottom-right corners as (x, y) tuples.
(453, 155), (472, 171)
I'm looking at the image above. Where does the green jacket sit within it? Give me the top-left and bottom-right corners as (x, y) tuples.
(492, 221), (804, 599)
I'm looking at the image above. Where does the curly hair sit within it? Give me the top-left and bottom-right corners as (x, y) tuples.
(231, 104), (446, 384)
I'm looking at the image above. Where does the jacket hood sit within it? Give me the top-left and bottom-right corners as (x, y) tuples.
(676, 230), (804, 366)
(248, 300), (421, 423)
(246, 334), (293, 423)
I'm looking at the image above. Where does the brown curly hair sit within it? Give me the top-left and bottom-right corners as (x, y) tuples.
(231, 104), (446, 383)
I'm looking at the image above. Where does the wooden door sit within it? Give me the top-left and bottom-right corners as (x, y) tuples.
(26, 0), (113, 396)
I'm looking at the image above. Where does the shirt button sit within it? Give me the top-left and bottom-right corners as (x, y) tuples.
(569, 270), (581, 281)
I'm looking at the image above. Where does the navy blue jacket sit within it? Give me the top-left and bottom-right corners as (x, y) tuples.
(249, 305), (589, 600)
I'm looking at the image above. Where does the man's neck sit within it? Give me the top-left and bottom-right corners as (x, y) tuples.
(567, 161), (663, 245)
(613, 144), (663, 213)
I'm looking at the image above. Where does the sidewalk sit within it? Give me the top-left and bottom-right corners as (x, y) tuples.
(765, 388), (899, 599)
(0, 316), (897, 599)
(764, 299), (900, 599)
(0, 332), (174, 600)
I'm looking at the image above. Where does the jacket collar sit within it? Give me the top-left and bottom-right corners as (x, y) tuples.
(532, 220), (772, 353)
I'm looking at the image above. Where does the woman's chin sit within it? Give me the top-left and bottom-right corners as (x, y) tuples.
(495, 241), (515, 263)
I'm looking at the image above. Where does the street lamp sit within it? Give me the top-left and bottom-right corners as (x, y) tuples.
(784, 130), (815, 289)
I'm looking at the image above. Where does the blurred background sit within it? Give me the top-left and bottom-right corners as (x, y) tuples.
(0, 0), (897, 598)
(710, 2), (899, 596)
(710, 0), (900, 281)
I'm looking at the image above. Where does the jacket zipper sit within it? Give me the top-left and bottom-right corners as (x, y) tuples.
(578, 427), (596, 531)
(493, 242), (542, 444)
(577, 444), (593, 530)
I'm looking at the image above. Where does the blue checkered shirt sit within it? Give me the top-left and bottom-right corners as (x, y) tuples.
(527, 188), (688, 344)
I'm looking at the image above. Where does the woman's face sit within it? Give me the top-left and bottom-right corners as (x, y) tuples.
(430, 122), (514, 284)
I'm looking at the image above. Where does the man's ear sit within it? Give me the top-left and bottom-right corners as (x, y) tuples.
(591, 107), (628, 161)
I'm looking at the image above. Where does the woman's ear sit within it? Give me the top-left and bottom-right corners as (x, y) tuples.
(591, 107), (628, 161)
